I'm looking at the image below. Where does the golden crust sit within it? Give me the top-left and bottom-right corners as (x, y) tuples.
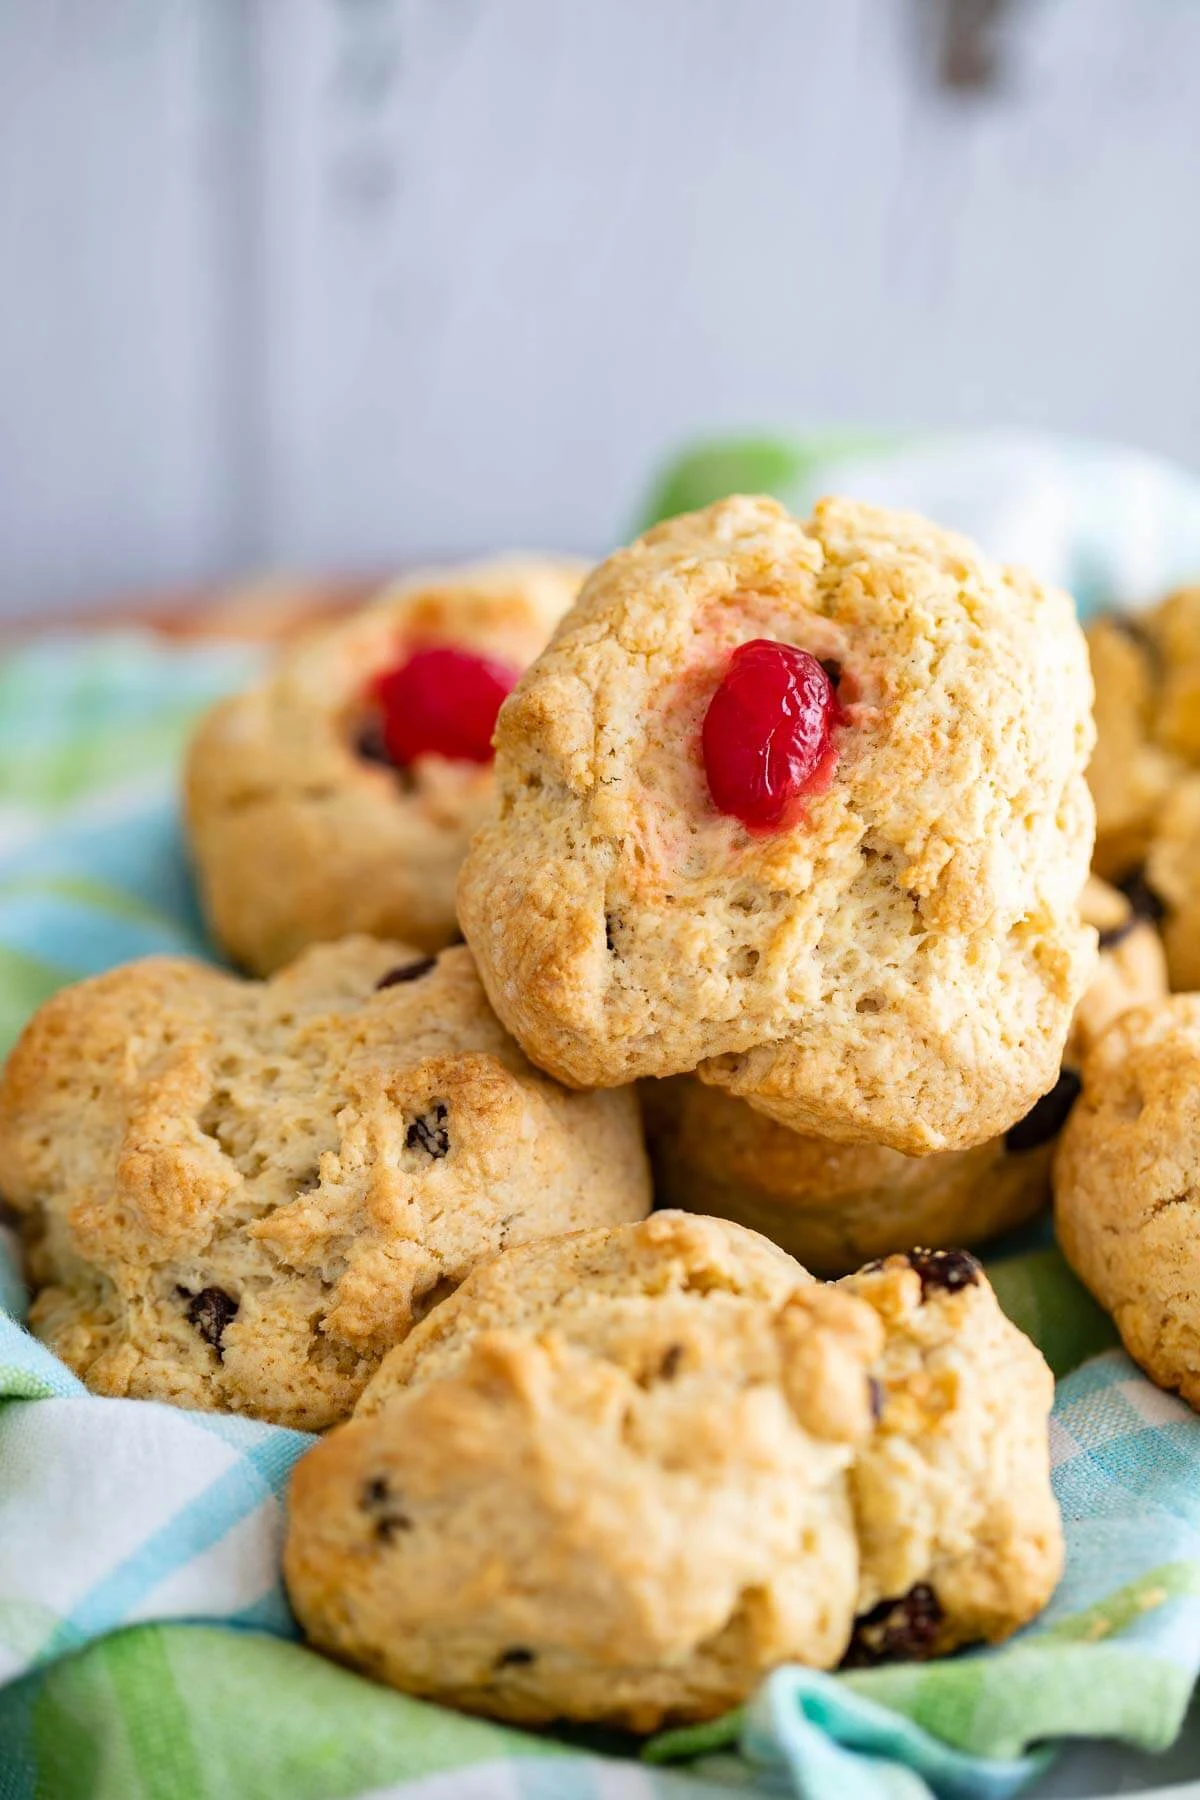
(0, 939), (649, 1429)
(1085, 614), (1182, 880)
(842, 1254), (1063, 1653)
(643, 877), (1166, 1273)
(643, 1079), (1051, 1275)
(459, 496), (1095, 1153)
(284, 1220), (1059, 1729)
(1056, 995), (1200, 1409)
(355, 1208), (813, 1414)
(1068, 876), (1167, 1059)
(1086, 588), (1200, 990)
(185, 556), (585, 974)
(1148, 774), (1200, 990)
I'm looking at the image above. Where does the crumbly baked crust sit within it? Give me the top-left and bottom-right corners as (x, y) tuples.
(1056, 994), (1200, 1408)
(284, 1217), (1060, 1727)
(186, 557), (584, 973)
(459, 497), (1095, 1153)
(643, 875), (1165, 1272)
(0, 938), (649, 1429)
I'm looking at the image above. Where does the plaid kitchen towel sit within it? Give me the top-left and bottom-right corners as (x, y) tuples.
(4, 433), (1200, 1800)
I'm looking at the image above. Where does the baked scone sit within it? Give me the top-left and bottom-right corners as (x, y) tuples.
(1147, 774), (1200, 991)
(644, 875), (1167, 1273)
(0, 939), (649, 1429)
(643, 1086), (1052, 1277)
(1087, 588), (1200, 987)
(284, 1215), (1060, 1728)
(458, 496), (1095, 1154)
(1055, 995), (1200, 1408)
(185, 556), (585, 974)
(1067, 875), (1169, 1058)
(352, 1208), (811, 1418)
(841, 1250), (1062, 1662)
(287, 1213), (870, 1730)
(1086, 611), (1182, 880)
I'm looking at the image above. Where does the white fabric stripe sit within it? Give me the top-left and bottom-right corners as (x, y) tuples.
(1048, 1413), (1082, 1470)
(131, 1497), (288, 1624)
(0, 1399), (241, 1617)
(1117, 1377), (1195, 1429)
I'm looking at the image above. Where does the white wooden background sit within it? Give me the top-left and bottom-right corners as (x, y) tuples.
(1, 0), (1199, 619)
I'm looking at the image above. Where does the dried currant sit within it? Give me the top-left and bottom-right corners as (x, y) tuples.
(906, 1247), (982, 1299)
(1004, 1069), (1082, 1153)
(361, 1475), (413, 1543)
(354, 719), (392, 767)
(1116, 866), (1166, 927)
(844, 1583), (944, 1667)
(1096, 915), (1138, 952)
(178, 1285), (239, 1358)
(406, 1102), (450, 1160)
(376, 957), (437, 990)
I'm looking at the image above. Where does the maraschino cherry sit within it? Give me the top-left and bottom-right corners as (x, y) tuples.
(368, 646), (519, 766)
(702, 639), (841, 830)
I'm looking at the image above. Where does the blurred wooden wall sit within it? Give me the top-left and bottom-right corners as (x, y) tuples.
(1, 0), (1198, 618)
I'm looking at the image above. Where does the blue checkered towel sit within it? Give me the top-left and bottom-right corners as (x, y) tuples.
(5, 433), (1200, 1799)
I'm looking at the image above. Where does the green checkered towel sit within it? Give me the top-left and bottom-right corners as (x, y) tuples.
(4, 432), (1200, 1800)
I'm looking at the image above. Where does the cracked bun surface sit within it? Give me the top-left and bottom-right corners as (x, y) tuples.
(0, 938), (649, 1429)
(1086, 588), (1200, 990)
(841, 1251), (1062, 1662)
(458, 496), (1095, 1153)
(186, 556), (585, 974)
(1056, 994), (1200, 1409)
(643, 875), (1166, 1273)
(284, 1217), (1060, 1728)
